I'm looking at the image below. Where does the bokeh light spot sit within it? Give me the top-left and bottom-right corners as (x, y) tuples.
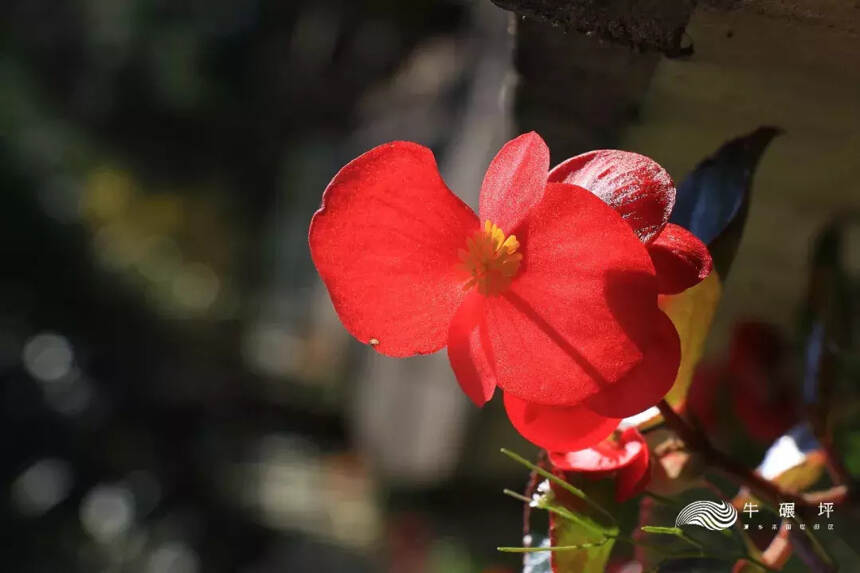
(80, 484), (135, 542)
(22, 333), (74, 382)
(11, 458), (73, 516)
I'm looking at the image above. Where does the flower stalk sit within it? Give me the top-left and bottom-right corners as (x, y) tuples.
(656, 399), (845, 572)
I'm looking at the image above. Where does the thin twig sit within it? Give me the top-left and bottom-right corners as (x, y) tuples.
(656, 399), (837, 572)
(498, 538), (611, 553)
(641, 526), (704, 551)
(656, 400), (808, 509)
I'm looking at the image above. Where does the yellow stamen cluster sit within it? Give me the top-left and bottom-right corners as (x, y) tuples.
(459, 221), (522, 295)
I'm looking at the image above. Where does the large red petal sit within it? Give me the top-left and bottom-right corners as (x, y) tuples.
(478, 132), (549, 234)
(504, 393), (620, 452)
(584, 310), (680, 417)
(548, 150), (675, 244)
(482, 183), (659, 406)
(309, 141), (478, 357)
(447, 292), (496, 406)
(647, 223), (713, 294)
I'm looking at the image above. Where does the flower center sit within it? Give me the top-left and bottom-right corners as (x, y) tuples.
(459, 220), (522, 295)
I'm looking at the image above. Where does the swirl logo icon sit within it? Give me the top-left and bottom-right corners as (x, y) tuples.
(675, 500), (738, 531)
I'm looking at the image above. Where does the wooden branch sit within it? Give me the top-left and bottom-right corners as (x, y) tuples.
(491, 0), (696, 54)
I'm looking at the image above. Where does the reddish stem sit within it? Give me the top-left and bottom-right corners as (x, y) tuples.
(657, 400), (810, 510)
(656, 399), (845, 571)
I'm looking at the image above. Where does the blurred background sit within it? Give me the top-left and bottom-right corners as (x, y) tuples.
(1, 1), (857, 572)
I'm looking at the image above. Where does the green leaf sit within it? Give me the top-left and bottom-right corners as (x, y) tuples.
(840, 429), (860, 476)
(672, 126), (781, 278)
(549, 508), (615, 573)
(637, 492), (744, 570)
(658, 128), (781, 410)
(540, 477), (618, 573)
(503, 451), (620, 573)
(802, 218), (855, 410)
(660, 272), (722, 407)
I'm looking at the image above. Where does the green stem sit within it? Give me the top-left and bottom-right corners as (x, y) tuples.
(500, 448), (617, 526)
(640, 526), (704, 551)
(502, 489), (607, 538)
(498, 538), (611, 553)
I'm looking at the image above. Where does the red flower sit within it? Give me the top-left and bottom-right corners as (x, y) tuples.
(309, 133), (711, 451)
(549, 427), (651, 502)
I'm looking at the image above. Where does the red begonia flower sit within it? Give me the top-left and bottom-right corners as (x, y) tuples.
(549, 427), (651, 502)
(549, 150), (712, 294)
(310, 133), (702, 451)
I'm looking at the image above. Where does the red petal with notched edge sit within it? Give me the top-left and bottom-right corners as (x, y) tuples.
(549, 427), (651, 502)
(648, 223), (713, 294)
(447, 292), (496, 406)
(548, 150), (676, 244)
(504, 393), (620, 451)
(549, 429), (645, 473)
(584, 310), (680, 417)
(309, 141), (478, 357)
(481, 183), (658, 407)
(479, 132), (550, 234)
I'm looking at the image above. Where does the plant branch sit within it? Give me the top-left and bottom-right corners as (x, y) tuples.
(657, 399), (837, 572)
(656, 400), (810, 509)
